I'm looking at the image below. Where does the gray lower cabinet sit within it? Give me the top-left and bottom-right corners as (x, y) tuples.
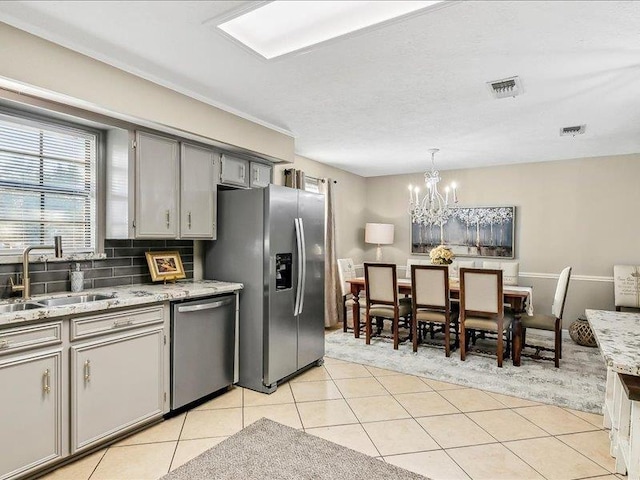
(0, 350), (63, 480)
(70, 327), (165, 453)
(0, 304), (169, 479)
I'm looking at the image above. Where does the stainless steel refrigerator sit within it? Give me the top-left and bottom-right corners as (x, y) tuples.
(204, 184), (325, 393)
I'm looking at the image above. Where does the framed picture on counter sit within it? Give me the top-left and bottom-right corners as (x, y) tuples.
(145, 251), (186, 282)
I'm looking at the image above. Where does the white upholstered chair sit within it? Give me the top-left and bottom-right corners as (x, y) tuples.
(459, 268), (512, 367)
(482, 261), (519, 286)
(337, 258), (358, 332)
(405, 258), (431, 279)
(448, 260), (475, 280)
(614, 265), (640, 312)
(411, 265), (458, 356)
(520, 266), (571, 368)
(364, 263), (411, 349)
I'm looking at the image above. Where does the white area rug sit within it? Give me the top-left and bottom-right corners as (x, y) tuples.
(325, 329), (606, 413)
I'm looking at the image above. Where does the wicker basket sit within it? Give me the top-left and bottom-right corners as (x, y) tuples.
(569, 316), (597, 347)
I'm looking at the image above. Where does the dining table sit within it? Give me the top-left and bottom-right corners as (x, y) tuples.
(346, 277), (531, 366)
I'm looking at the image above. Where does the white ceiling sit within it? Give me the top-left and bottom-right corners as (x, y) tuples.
(0, 1), (639, 177)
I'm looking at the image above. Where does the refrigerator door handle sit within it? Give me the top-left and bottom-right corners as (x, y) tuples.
(294, 217), (303, 316)
(298, 218), (307, 314)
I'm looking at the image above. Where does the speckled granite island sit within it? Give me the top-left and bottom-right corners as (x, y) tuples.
(586, 309), (640, 479)
(0, 280), (243, 480)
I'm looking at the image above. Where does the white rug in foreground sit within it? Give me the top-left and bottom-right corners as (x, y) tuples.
(325, 329), (606, 413)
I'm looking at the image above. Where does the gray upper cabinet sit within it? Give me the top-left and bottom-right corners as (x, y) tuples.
(250, 162), (272, 188)
(134, 132), (180, 238)
(181, 143), (217, 239)
(220, 154), (249, 187)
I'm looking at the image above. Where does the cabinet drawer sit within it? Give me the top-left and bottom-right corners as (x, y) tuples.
(0, 322), (62, 356)
(71, 306), (164, 341)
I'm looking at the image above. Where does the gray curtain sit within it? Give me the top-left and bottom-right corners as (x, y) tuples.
(320, 178), (340, 327)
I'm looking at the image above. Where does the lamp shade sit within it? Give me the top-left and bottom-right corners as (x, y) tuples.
(365, 223), (394, 245)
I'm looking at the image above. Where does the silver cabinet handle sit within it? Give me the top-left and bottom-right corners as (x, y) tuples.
(166, 210), (171, 228)
(253, 167), (259, 184)
(188, 211), (192, 229)
(113, 319), (133, 328)
(239, 164), (245, 180)
(84, 360), (91, 382)
(43, 369), (51, 394)
(0, 339), (10, 350)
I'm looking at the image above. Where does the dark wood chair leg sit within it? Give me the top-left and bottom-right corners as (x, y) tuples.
(444, 321), (451, 357)
(559, 326), (563, 359)
(522, 327), (527, 347)
(343, 300), (347, 332)
(460, 325), (467, 361)
(412, 311), (418, 352)
(497, 329), (504, 368)
(365, 310), (372, 345)
(555, 319), (561, 367)
(393, 315), (399, 350)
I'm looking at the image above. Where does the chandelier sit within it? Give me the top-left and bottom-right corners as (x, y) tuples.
(408, 148), (458, 227)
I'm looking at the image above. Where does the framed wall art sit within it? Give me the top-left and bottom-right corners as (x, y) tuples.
(411, 206), (515, 259)
(145, 250), (186, 282)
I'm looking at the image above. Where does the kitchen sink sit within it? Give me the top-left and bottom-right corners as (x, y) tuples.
(0, 302), (44, 314)
(34, 294), (115, 307)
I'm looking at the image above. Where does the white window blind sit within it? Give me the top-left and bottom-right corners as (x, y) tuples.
(0, 112), (97, 255)
(304, 176), (321, 193)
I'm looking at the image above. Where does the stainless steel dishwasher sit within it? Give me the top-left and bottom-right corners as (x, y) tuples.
(171, 294), (236, 411)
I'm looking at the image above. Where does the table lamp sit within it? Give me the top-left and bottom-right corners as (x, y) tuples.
(365, 223), (394, 262)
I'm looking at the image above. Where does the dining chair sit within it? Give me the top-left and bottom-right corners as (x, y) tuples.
(411, 264), (458, 356)
(520, 266), (571, 368)
(364, 262), (411, 349)
(459, 268), (512, 367)
(405, 258), (430, 279)
(337, 258), (358, 332)
(613, 265), (640, 312)
(482, 261), (519, 286)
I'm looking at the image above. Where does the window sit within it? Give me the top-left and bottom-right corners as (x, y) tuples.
(0, 111), (98, 255)
(304, 176), (321, 193)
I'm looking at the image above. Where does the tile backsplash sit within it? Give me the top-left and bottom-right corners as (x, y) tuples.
(0, 239), (194, 299)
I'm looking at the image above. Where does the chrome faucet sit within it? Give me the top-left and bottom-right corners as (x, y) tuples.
(11, 236), (63, 299)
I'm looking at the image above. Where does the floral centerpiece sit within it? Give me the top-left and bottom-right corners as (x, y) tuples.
(429, 244), (454, 265)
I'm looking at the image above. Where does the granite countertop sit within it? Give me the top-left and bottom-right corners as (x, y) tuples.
(0, 279), (243, 328)
(586, 309), (640, 376)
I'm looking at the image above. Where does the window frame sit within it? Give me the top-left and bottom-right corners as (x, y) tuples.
(0, 106), (105, 258)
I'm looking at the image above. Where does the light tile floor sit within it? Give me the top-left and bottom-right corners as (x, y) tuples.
(41, 356), (625, 480)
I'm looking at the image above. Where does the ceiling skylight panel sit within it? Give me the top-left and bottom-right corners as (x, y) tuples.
(218, 1), (444, 59)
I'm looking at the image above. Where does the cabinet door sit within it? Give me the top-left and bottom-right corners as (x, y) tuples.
(220, 155), (249, 187)
(250, 162), (272, 188)
(181, 143), (216, 239)
(0, 351), (63, 480)
(135, 131), (179, 238)
(71, 328), (164, 452)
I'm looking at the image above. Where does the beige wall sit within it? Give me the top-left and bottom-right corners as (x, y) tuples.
(274, 155), (367, 262)
(364, 153), (640, 325)
(0, 22), (294, 162)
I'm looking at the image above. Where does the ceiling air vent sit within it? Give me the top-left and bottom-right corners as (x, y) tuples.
(560, 125), (586, 137)
(487, 76), (523, 99)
